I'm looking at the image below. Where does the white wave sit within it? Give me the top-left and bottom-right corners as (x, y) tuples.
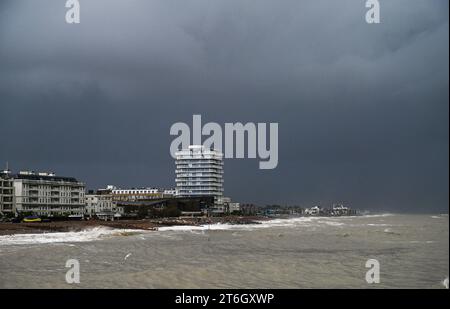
(367, 223), (391, 227)
(0, 214), (396, 244)
(157, 224), (232, 232)
(443, 277), (449, 289)
(409, 241), (435, 244)
(157, 217), (331, 232)
(317, 220), (345, 226)
(361, 213), (394, 218)
(0, 227), (143, 246)
(383, 228), (401, 235)
(431, 216), (443, 219)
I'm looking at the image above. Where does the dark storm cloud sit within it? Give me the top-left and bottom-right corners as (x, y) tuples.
(0, 0), (448, 212)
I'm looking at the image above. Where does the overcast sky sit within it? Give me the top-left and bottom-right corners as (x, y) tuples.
(0, 0), (448, 212)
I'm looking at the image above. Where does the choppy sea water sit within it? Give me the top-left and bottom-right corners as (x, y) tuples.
(0, 214), (448, 288)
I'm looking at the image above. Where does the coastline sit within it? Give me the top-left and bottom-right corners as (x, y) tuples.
(2, 213), (434, 237)
(0, 216), (267, 236)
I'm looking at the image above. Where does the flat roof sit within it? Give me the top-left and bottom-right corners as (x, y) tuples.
(13, 174), (81, 183)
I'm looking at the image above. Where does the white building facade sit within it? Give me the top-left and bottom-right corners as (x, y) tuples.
(85, 192), (121, 219)
(12, 171), (85, 216)
(108, 185), (177, 201)
(175, 145), (224, 198)
(0, 168), (14, 214)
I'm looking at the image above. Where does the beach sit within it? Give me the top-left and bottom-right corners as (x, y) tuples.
(0, 216), (264, 236)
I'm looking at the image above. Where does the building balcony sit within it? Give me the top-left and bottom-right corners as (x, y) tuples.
(176, 169), (223, 174)
(175, 178), (223, 182)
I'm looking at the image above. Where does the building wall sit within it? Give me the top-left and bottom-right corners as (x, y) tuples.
(12, 173), (85, 216)
(85, 194), (99, 216)
(228, 202), (241, 213)
(85, 194), (119, 216)
(0, 174), (14, 214)
(110, 188), (176, 201)
(175, 145), (224, 198)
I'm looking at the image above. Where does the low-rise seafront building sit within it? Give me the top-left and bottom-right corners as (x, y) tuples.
(107, 185), (177, 202)
(85, 188), (119, 218)
(0, 165), (14, 215)
(85, 185), (177, 219)
(12, 171), (85, 216)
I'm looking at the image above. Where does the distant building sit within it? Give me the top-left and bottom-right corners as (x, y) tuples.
(175, 145), (224, 198)
(107, 185), (177, 201)
(240, 203), (257, 216)
(118, 196), (215, 217)
(12, 171), (85, 216)
(331, 203), (350, 216)
(304, 206), (321, 216)
(213, 196), (240, 214)
(85, 188), (122, 220)
(85, 189), (115, 215)
(228, 202), (241, 213)
(163, 189), (177, 196)
(0, 165), (14, 214)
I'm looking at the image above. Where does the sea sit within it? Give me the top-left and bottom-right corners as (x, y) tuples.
(0, 214), (448, 288)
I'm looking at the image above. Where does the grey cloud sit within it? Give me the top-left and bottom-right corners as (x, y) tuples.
(0, 0), (448, 212)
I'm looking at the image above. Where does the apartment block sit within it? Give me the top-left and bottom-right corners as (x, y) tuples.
(175, 145), (224, 198)
(12, 171), (85, 216)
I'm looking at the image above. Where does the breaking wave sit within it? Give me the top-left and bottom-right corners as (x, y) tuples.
(158, 217), (337, 232)
(0, 213), (396, 244)
(443, 277), (449, 289)
(360, 213), (394, 218)
(0, 227), (143, 246)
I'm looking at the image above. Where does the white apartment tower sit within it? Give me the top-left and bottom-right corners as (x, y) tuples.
(175, 145), (223, 197)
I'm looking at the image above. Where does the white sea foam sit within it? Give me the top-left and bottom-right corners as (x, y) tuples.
(361, 213), (394, 218)
(431, 216), (442, 219)
(157, 217), (332, 232)
(0, 214), (396, 245)
(443, 277), (449, 289)
(157, 224), (231, 232)
(0, 227), (143, 246)
(317, 220), (345, 226)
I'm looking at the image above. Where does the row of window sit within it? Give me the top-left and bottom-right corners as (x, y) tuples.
(23, 198), (84, 204)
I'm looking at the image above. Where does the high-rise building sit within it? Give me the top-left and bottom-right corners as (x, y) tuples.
(175, 145), (223, 198)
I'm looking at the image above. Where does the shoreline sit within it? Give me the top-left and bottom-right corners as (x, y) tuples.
(0, 216), (268, 236)
(1, 213), (433, 236)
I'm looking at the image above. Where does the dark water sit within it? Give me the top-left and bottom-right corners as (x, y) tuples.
(0, 214), (448, 288)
